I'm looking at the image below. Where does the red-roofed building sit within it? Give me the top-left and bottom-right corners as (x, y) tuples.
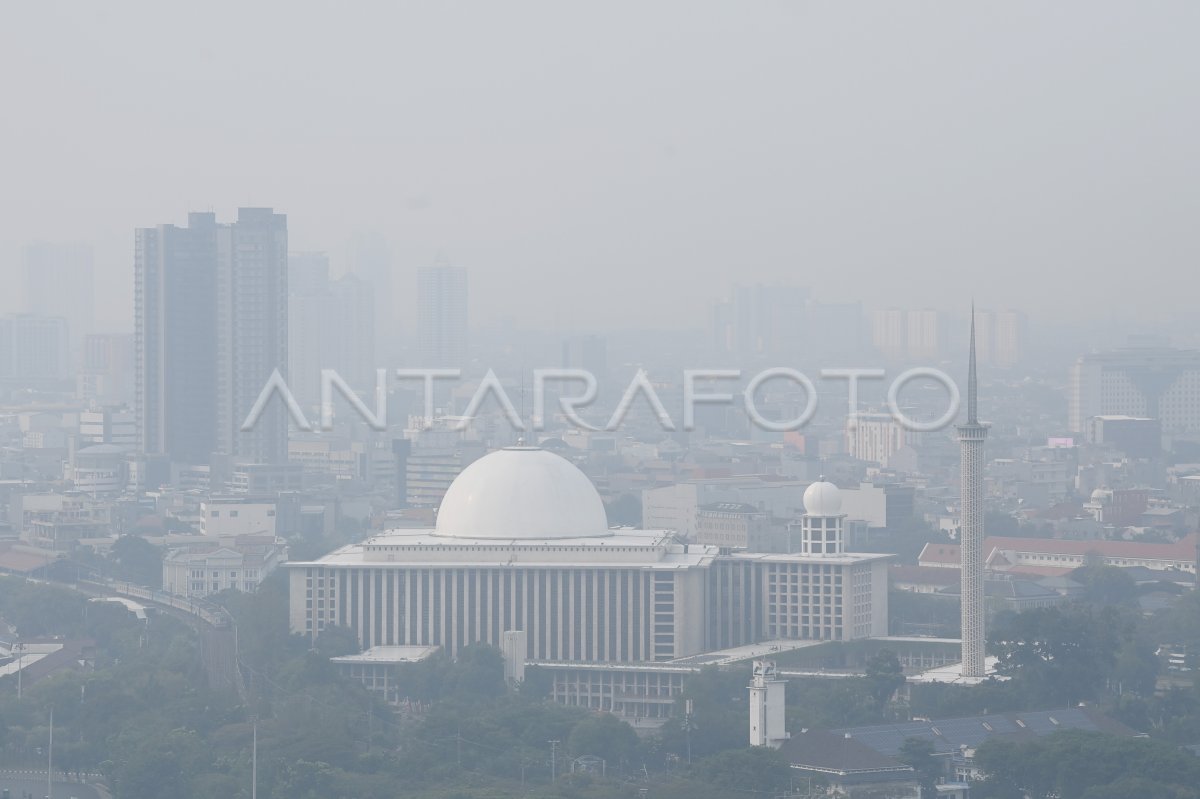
(919, 534), (1198, 576)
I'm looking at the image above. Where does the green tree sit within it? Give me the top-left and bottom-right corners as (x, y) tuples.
(658, 666), (747, 758)
(605, 494), (642, 527)
(974, 730), (1200, 799)
(1072, 563), (1138, 607)
(567, 713), (640, 767)
(110, 534), (165, 588)
(695, 747), (794, 796)
(897, 737), (941, 797)
(864, 648), (905, 713)
(441, 644), (508, 700)
(988, 605), (1119, 705)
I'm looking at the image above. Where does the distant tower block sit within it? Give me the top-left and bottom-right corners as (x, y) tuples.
(749, 660), (788, 748)
(957, 308), (989, 678)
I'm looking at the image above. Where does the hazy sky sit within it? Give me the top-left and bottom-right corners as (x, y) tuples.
(2, 2), (1197, 332)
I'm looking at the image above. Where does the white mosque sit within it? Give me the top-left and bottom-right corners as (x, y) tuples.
(288, 447), (891, 666)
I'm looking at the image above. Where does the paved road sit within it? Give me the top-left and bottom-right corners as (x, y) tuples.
(0, 773), (103, 799)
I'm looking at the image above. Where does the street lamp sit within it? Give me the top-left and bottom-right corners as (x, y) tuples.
(249, 715), (258, 799)
(14, 641), (25, 701)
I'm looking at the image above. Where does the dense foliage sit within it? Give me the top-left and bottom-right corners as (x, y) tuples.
(972, 730), (1200, 799)
(0, 574), (805, 799)
(3, 550), (1200, 797)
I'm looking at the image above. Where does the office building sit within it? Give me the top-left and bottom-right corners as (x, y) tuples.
(78, 409), (137, 448)
(846, 413), (915, 465)
(136, 208), (289, 466)
(417, 262), (468, 368)
(713, 284), (807, 358)
(288, 253), (377, 409)
(989, 309), (1026, 368)
(871, 308), (945, 361)
(0, 314), (70, 383)
(1086, 415), (1162, 459)
(1069, 347), (1200, 434)
(78, 333), (135, 406)
(23, 241), (94, 362)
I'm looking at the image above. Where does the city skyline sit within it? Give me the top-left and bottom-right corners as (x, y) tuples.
(4, 3), (1199, 332)
(2, 5), (1199, 797)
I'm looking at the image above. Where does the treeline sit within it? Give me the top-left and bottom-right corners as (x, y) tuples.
(0, 574), (805, 799)
(5, 561), (1200, 798)
(973, 730), (1200, 799)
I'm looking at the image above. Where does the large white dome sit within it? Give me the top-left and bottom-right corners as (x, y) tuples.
(435, 447), (612, 539)
(803, 480), (843, 517)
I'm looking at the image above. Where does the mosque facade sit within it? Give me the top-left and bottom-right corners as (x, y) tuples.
(288, 447), (891, 663)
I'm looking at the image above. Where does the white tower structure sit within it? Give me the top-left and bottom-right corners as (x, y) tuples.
(749, 660), (788, 748)
(501, 630), (527, 685)
(957, 309), (988, 678)
(799, 479), (845, 555)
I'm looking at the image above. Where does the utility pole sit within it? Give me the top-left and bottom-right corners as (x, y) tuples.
(251, 716), (258, 799)
(548, 740), (559, 781)
(47, 707), (53, 799)
(684, 698), (694, 764)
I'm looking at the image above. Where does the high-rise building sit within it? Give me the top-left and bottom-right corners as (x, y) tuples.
(417, 262), (468, 368)
(136, 209), (288, 466)
(0, 314), (70, 384)
(288, 251), (330, 296)
(1069, 347), (1200, 434)
(991, 310), (1026, 368)
(347, 233), (397, 359)
(846, 412), (915, 465)
(135, 212), (220, 464)
(288, 253), (377, 409)
(713, 284), (807, 358)
(327, 273), (377, 393)
(871, 308), (908, 360)
(957, 311), (988, 678)
(870, 308), (945, 361)
(804, 299), (865, 361)
(906, 309), (944, 360)
(973, 309), (1026, 367)
(23, 241), (95, 364)
(78, 333), (135, 406)
(215, 208), (289, 464)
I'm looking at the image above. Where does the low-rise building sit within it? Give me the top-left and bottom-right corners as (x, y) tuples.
(919, 534), (1198, 577)
(66, 444), (128, 495)
(13, 492), (111, 549)
(200, 497), (277, 537)
(162, 534), (287, 598)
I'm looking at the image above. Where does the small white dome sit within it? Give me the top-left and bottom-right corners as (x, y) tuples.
(435, 447), (611, 539)
(803, 480), (843, 517)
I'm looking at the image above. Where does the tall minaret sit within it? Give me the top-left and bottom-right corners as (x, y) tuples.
(958, 306), (988, 678)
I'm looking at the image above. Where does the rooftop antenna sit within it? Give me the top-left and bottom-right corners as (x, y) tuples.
(967, 301), (979, 424)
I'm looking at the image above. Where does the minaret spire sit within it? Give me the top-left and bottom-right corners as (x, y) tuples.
(957, 302), (988, 679)
(967, 302), (978, 424)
